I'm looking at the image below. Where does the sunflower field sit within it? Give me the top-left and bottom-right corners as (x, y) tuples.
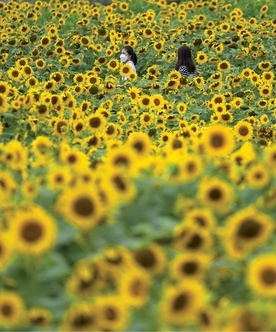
(0, 0), (276, 330)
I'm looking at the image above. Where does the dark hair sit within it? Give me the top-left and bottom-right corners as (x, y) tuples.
(175, 45), (196, 73)
(123, 46), (137, 65)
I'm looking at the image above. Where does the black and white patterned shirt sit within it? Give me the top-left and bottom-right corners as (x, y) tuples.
(179, 65), (197, 77)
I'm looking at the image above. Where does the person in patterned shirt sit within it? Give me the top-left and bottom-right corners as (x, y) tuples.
(175, 45), (198, 77)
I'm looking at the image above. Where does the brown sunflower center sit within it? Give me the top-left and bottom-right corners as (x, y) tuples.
(133, 141), (144, 152)
(72, 314), (93, 328)
(209, 188), (222, 200)
(261, 268), (276, 285)
(74, 197), (94, 217)
(237, 219), (261, 238)
(134, 249), (156, 268)
(172, 293), (188, 311)
(239, 126), (249, 136)
(182, 261), (198, 274)
(186, 162), (196, 173)
(186, 234), (203, 249)
(1, 304), (13, 317)
(89, 117), (101, 128)
(211, 134), (224, 147)
(22, 221), (43, 243)
(113, 176), (126, 191)
(131, 279), (143, 296)
(105, 307), (117, 321)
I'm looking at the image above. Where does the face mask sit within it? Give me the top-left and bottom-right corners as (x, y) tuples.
(120, 54), (128, 62)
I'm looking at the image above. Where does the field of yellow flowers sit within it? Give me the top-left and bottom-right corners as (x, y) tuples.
(0, 0), (276, 330)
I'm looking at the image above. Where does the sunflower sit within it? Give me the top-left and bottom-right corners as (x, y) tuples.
(56, 187), (103, 230)
(258, 61), (272, 71)
(227, 307), (269, 332)
(234, 120), (253, 141)
(184, 208), (216, 230)
(46, 167), (72, 190)
(250, 72), (261, 86)
(197, 306), (218, 331)
(3, 140), (28, 172)
(211, 94), (226, 105)
(0, 292), (25, 328)
(153, 40), (164, 52)
(173, 225), (213, 253)
(66, 260), (103, 297)
(127, 132), (152, 157)
(170, 253), (210, 281)
(50, 71), (65, 85)
(106, 146), (136, 172)
(87, 113), (107, 133)
(241, 68), (252, 79)
(54, 45), (65, 56)
(143, 27), (155, 38)
(177, 154), (203, 182)
(247, 254), (276, 298)
(59, 302), (99, 332)
(151, 93), (165, 109)
(132, 243), (166, 276)
(165, 78), (180, 89)
(160, 281), (206, 326)
(102, 169), (136, 202)
(198, 177), (233, 213)
(224, 208), (273, 259)
(96, 296), (128, 331)
(140, 112), (155, 127)
(19, 24), (30, 35)
(44, 79), (57, 92)
(119, 63), (133, 78)
(129, 71), (137, 81)
(0, 233), (14, 272)
(11, 206), (57, 256)
(21, 65), (33, 78)
(47, 24), (58, 38)
(101, 246), (133, 278)
(246, 163), (270, 189)
(25, 76), (38, 88)
(196, 51), (208, 64)
(119, 268), (150, 308)
(213, 103), (226, 113)
(85, 73), (101, 85)
(73, 73), (85, 85)
(0, 81), (10, 96)
(265, 146), (276, 169)
(7, 67), (22, 82)
(217, 60), (231, 72)
(261, 71), (274, 83)
(53, 119), (68, 137)
(39, 35), (51, 48)
(219, 111), (233, 124)
(175, 102), (187, 115)
(107, 58), (120, 72)
(259, 85), (272, 98)
(128, 86), (141, 103)
(0, 94), (8, 113)
(202, 124), (235, 157)
(31, 136), (53, 156)
(27, 307), (52, 328)
(138, 94), (153, 109)
(194, 75), (205, 89)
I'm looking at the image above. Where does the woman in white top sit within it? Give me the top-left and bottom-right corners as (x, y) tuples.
(120, 46), (137, 81)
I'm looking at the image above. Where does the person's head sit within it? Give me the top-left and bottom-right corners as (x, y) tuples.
(120, 46), (137, 65)
(175, 45), (196, 72)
